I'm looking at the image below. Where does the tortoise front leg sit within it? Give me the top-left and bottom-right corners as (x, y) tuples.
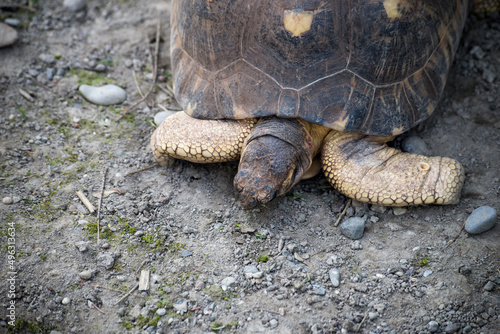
(151, 112), (257, 166)
(321, 131), (464, 206)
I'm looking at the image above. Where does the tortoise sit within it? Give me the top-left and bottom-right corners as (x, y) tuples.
(151, 0), (498, 209)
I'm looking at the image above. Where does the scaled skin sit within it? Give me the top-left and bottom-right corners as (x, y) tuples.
(151, 112), (465, 209)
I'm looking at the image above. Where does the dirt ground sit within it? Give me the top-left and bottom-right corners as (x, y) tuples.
(0, 1), (499, 333)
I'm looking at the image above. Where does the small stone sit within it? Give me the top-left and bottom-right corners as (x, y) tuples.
(79, 84), (127, 106)
(269, 319), (278, 328)
(428, 321), (439, 333)
(173, 299), (188, 314)
(483, 281), (494, 291)
(470, 45), (485, 59)
(78, 270), (93, 280)
(220, 277), (236, 291)
(97, 252), (115, 270)
(134, 230), (144, 237)
(116, 275), (126, 282)
(75, 241), (88, 252)
(63, 0), (87, 12)
(339, 217), (366, 240)
(423, 270), (433, 277)
(371, 205), (387, 213)
(154, 110), (177, 126)
(181, 249), (192, 257)
(61, 297), (71, 305)
(39, 53), (56, 64)
(401, 136), (430, 155)
(368, 312), (379, 320)
(482, 68), (496, 83)
(0, 23), (17, 48)
(313, 286), (326, 296)
(465, 206), (497, 234)
(2, 197), (13, 205)
(156, 308), (166, 316)
(392, 207), (407, 216)
(444, 323), (460, 333)
(329, 268), (340, 287)
(194, 278), (205, 291)
(5, 19), (20, 27)
(130, 304), (142, 319)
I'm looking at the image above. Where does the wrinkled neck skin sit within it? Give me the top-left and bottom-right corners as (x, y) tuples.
(234, 117), (330, 209)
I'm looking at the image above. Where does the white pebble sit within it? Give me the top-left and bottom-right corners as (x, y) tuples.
(2, 197), (13, 205)
(63, 0), (87, 12)
(62, 297), (71, 305)
(79, 84), (127, 106)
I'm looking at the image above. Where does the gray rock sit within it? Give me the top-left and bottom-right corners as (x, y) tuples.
(156, 308), (166, 316)
(61, 297), (71, 305)
(194, 277), (205, 290)
(368, 312), (379, 320)
(313, 286), (326, 295)
(173, 299), (188, 314)
(5, 18), (20, 27)
(269, 319), (278, 328)
(221, 277), (236, 291)
(63, 0), (87, 12)
(444, 322), (460, 333)
(97, 252), (115, 270)
(483, 281), (494, 291)
(0, 23), (17, 48)
(75, 241), (88, 252)
(154, 110), (178, 126)
(39, 53), (56, 64)
(130, 304), (142, 319)
(134, 230), (144, 237)
(482, 68), (496, 83)
(79, 84), (127, 106)
(339, 217), (366, 240)
(392, 207), (407, 216)
(423, 270), (433, 277)
(78, 270), (93, 280)
(181, 249), (192, 257)
(401, 136), (430, 155)
(428, 321), (439, 333)
(465, 206), (497, 234)
(2, 197), (13, 205)
(329, 268), (340, 287)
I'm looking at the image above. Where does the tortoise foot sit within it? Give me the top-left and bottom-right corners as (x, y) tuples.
(321, 131), (464, 206)
(151, 112), (257, 166)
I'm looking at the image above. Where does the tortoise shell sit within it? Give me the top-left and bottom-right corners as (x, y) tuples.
(170, 0), (469, 136)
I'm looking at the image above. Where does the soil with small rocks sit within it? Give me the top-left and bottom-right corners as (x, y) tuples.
(1, 1), (499, 334)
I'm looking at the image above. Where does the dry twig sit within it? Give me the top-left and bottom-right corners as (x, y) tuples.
(126, 164), (158, 176)
(334, 198), (352, 227)
(90, 301), (106, 314)
(76, 191), (96, 213)
(445, 221), (466, 249)
(114, 284), (139, 305)
(96, 168), (108, 246)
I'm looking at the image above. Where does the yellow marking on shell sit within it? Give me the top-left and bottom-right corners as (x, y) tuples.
(161, 142), (167, 152)
(233, 105), (249, 119)
(383, 0), (404, 19)
(186, 102), (198, 115)
(382, 198), (393, 205)
(391, 126), (404, 136)
(283, 10), (313, 37)
(176, 147), (188, 157)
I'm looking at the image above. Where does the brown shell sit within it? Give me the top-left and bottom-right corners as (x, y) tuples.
(171, 0), (470, 136)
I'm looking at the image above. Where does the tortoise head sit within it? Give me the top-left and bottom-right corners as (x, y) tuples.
(234, 117), (314, 209)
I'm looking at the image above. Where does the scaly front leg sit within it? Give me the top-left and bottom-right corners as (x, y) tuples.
(151, 112), (257, 166)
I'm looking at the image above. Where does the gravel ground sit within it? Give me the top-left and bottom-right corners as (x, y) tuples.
(0, 1), (499, 333)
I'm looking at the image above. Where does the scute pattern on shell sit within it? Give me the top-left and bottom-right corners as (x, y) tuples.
(171, 0), (470, 136)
